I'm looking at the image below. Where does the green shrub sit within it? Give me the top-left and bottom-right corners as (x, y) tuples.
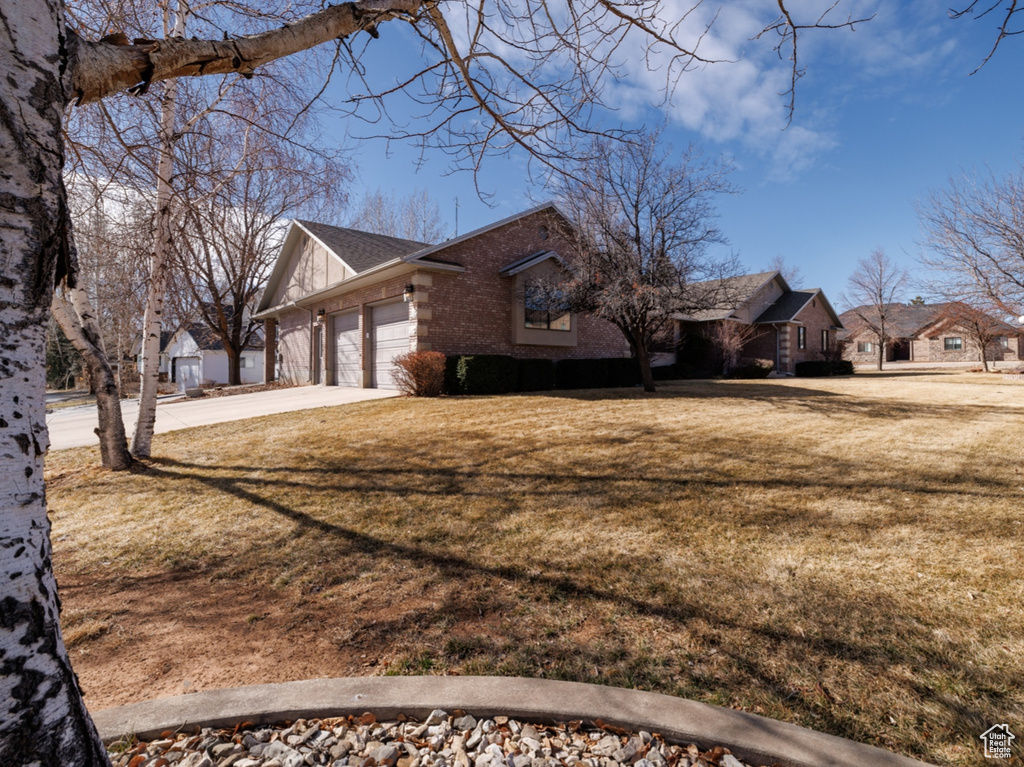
(651, 364), (679, 381)
(795, 360), (855, 377)
(832, 360), (855, 376)
(650, 361), (699, 380)
(607, 357), (641, 387)
(556, 358), (609, 389)
(455, 354), (519, 394)
(724, 358), (773, 379)
(674, 362), (696, 379)
(517, 358), (556, 391)
(726, 362), (772, 379)
(444, 355), (463, 394)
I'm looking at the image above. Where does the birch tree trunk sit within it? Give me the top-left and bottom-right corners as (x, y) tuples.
(0, 2), (111, 764)
(131, 3), (187, 459)
(52, 290), (133, 470)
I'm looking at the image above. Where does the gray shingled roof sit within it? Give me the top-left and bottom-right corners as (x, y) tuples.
(681, 271), (778, 322)
(297, 220), (430, 274)
(182, 323), (263, 352)
(839, 303), (951, 338)
(754, 290), (817, 323)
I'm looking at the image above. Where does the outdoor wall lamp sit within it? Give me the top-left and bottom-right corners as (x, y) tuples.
(403, 284), (416, 302)
(315, 308), (325, 325)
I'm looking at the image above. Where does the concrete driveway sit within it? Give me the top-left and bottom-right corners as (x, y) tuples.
(46, 386), (398, 451)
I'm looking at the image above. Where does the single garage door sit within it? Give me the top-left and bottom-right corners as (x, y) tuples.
(332, 310), (361, 387)
(371, 301), (410, 389)
(177, 356), (201, 391)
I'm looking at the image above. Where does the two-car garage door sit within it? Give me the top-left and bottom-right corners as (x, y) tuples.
(331, 302), (410, 389)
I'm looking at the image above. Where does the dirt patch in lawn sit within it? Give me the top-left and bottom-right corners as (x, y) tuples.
(48, 373), (1024, 767)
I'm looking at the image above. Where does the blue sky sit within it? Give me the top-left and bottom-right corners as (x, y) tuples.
(323, 2), (1024, 309)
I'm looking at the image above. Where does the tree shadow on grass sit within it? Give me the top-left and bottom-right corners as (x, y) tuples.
(116, 448), (1022, 762)
(522, 379), (1017, 424)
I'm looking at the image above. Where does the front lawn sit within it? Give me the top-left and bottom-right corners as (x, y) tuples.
(47, 373), (1024, 766)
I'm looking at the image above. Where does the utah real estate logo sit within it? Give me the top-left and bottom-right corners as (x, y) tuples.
(980, 724), (1015, 759)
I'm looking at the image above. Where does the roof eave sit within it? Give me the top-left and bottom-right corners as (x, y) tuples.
(294, 257), (465, 308)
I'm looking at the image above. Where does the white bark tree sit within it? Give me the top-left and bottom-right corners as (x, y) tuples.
(51, 287), (133, 470)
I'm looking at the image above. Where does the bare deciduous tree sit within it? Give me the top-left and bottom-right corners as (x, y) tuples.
(936, 301), (1010, 372)
(767, 254), (803, 287)
(918, 165), (1024, 319)
(171, 116), (348, 385)
(349, 188), (448, 243)
(843, 249), (909, 370)
(704, 320), (761, 376)
(548, 132), (737, 392)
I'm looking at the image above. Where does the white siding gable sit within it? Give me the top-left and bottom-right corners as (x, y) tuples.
(164, 331), (201, 359)
(270, 231), (353, 307)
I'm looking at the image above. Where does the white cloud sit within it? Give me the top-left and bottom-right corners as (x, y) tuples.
(595, 1), (969, 179)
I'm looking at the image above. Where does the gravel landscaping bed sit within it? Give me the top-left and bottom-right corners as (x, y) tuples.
(107, 709), (758, 767)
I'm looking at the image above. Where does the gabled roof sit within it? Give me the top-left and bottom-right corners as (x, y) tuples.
(676, 271), (843, 328)
(754, 288), (842, 327)
(295, 220), (429, 274)
(175, 323), (264, 352)
(754, 290), (818, 323)
(257, 203), (570, 317)
(679, 271), (783, 322)
(839, 303), (953, 338)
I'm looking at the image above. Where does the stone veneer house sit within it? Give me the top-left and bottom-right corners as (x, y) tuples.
(253, 204), (629, 388)
(839, 302), (1023, 364)
(674, 271), (844, 375)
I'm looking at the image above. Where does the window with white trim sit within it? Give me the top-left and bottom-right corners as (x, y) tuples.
(944, 337), (963, 351)
(797, 326), (806, 350)
(857, 341), (874, 353)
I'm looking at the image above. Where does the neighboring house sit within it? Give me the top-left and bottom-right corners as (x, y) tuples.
(165, 323), (265, 389)
(838, 302), (1023, 364)
(136, 324), (265, 390)
(674, 271), (844, 375)
(130, 331), (174, 380)
(253, 204), (629, 389)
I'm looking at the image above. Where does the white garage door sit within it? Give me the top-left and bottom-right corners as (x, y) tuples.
(177, 357), (201, 391)
(332, 310), (361, 387)
(371, 301), (410, 389)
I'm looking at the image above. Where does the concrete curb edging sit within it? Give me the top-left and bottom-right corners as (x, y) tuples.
(90, 677), (934, 767)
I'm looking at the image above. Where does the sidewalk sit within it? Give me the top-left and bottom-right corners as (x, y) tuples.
(46, 386), (398, 451)
(853, 360), (1022, 370)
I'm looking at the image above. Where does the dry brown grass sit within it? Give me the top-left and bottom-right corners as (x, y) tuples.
(47, 372), (1024, 766)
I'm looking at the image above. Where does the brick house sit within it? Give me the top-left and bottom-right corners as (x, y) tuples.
(838, 302), (1023, 364)
(674, 271), (844, 375)
(253, 204), (629, 389)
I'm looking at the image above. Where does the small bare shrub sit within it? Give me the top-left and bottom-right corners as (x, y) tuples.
(393, 351), (447, 397)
